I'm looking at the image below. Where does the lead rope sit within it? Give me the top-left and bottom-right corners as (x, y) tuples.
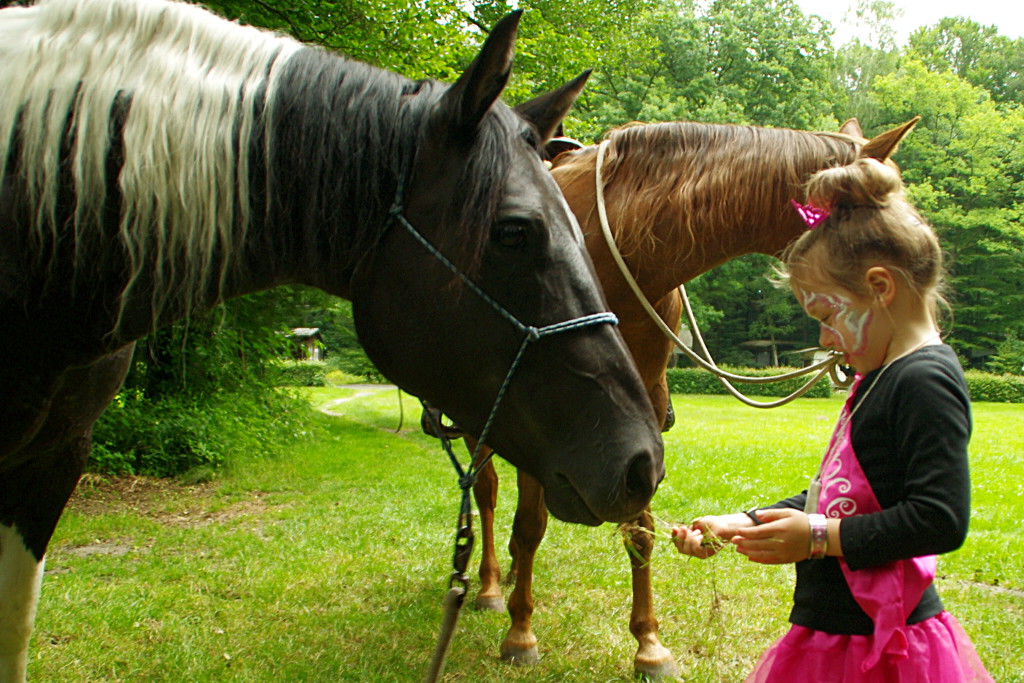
(384, 160), (619, 683)
(593, 140), (850, 408)
(421, 403), (473, 683)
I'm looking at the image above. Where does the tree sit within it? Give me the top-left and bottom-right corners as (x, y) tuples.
(987, 331), (1024, 375)
(749, 279), (800, 366)
(199, 0), (472, 78)
(845, 0), (901, 51)
(830, 1), (902, 129)
(123, 289), (315, 401)
(908, 18), (1024, 106)
(529, 0), (844, 135)
(684, 254), (808, 367)
(870, 62), (1024, 363)
(701, 0), (838, 128)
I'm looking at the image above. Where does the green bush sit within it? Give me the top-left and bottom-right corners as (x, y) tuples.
(325, 347), (385, 383)
(666, 366), (833, 398)
(964, 371), (1024, 403)
(90, 387), (310, 477)
(324, 369), (367, 386)
(666, 367), (1024, 404)
(87, 441), (138, 476)
(273, 360), (327, 386)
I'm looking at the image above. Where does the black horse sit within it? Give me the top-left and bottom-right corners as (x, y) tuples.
(0, 0), (664, 678)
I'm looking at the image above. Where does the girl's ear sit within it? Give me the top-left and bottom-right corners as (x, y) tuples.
(865, 266), (897, 306)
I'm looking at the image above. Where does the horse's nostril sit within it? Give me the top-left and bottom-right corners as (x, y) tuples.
(625, 450), (660, 504)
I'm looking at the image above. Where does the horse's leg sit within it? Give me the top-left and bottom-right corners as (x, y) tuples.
(0, 346), (133, 683)
(0, 527), (43, 683)
(504, 508), (519, 588)
(500, 470), (546, 665)
(0, 436), (89, 683)
(624, 370), (679, 679)
(624, 506), (679, 679)
(465, 438), (504, 611)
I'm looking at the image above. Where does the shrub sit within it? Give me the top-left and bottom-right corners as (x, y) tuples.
(667, 367), (1023, 404)
(325, 369), (367, 386)
(964, 371), (1024, 403)
(87, 441), (138, 476)
(666, 366), (833, 398)
(90, 387), (310, 477)
(273, 360), (327, 386)
(326, 347), (385, 383)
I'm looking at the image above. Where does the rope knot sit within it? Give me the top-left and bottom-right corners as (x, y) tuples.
(525, 326), (541, 342)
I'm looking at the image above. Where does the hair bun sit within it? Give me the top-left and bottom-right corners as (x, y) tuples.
(806, 157), (903, 210)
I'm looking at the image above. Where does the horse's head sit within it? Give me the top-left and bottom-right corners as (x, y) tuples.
(350, 12), (663, 525)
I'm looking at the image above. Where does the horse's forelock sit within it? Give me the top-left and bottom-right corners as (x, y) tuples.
(443, 103), (518, 276)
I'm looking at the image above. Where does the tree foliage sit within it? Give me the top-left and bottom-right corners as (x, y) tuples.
(907, 18), (1024, 105)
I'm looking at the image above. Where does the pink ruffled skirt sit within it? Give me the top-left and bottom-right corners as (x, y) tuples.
(745, 612), (992, 683)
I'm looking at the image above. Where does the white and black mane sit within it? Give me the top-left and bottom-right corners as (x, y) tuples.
(0, 0), (514, 329)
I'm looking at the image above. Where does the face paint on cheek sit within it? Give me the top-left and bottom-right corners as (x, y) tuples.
(835, 306), (873, 356)
(801, 291), (873, 356)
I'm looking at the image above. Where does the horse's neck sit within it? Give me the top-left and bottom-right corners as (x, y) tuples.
(595, 154), (813, 299)
(246, 49), (413, 299)
(112, 52), (414, 353)
(576, 192), (801, 306)
(658, 205), (803, 289)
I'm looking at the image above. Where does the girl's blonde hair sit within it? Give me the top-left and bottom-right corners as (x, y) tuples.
(781, 157), (947, 321)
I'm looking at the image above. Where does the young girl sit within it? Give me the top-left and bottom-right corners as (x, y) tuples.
(673, 157), (993, 682)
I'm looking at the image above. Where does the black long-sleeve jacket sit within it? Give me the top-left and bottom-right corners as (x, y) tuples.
(768, 345), (972, 635)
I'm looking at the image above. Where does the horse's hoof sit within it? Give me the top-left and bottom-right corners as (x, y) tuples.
(634, 657), (680, 681)
(474, 594), (504, 611)
(500, 644), (539, 666)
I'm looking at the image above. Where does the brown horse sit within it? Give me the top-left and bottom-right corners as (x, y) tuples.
(0, 1), (666, 680)
(436, 117), (919, 678)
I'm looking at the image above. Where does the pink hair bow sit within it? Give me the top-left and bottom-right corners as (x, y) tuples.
(790, 199), (830, 229)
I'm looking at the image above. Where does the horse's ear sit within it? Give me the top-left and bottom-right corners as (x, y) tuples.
(861, 116), (921, 162)
(839, 118), (863, 138)
(542, 135), (585, 162)
(439, 10), (522, 136)
(514, 70), (592, 144)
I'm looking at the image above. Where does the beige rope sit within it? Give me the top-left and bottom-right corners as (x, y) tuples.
(593, 140), (849, 409)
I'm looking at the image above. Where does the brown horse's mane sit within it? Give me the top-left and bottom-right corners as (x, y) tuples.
(557, 121), (860, 265)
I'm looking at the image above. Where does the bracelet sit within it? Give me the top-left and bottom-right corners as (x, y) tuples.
(744, 508), (763, 526)
(808, 513), (828, 560)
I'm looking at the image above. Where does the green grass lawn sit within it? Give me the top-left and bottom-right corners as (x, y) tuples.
(34, 387), (1023, 681)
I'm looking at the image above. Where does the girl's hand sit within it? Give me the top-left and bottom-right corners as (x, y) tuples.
(671, 524), (720, 558)
(731, 508), (812, 564)
(671, 514), (748, 559)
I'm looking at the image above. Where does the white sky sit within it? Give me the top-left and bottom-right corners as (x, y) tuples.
(794, 0), (1024, 46)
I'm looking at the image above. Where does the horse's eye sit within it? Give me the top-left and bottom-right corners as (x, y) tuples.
(494, 222), (528, 249)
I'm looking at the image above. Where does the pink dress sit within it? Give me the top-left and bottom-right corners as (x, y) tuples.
(746, 381), (992, 683)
